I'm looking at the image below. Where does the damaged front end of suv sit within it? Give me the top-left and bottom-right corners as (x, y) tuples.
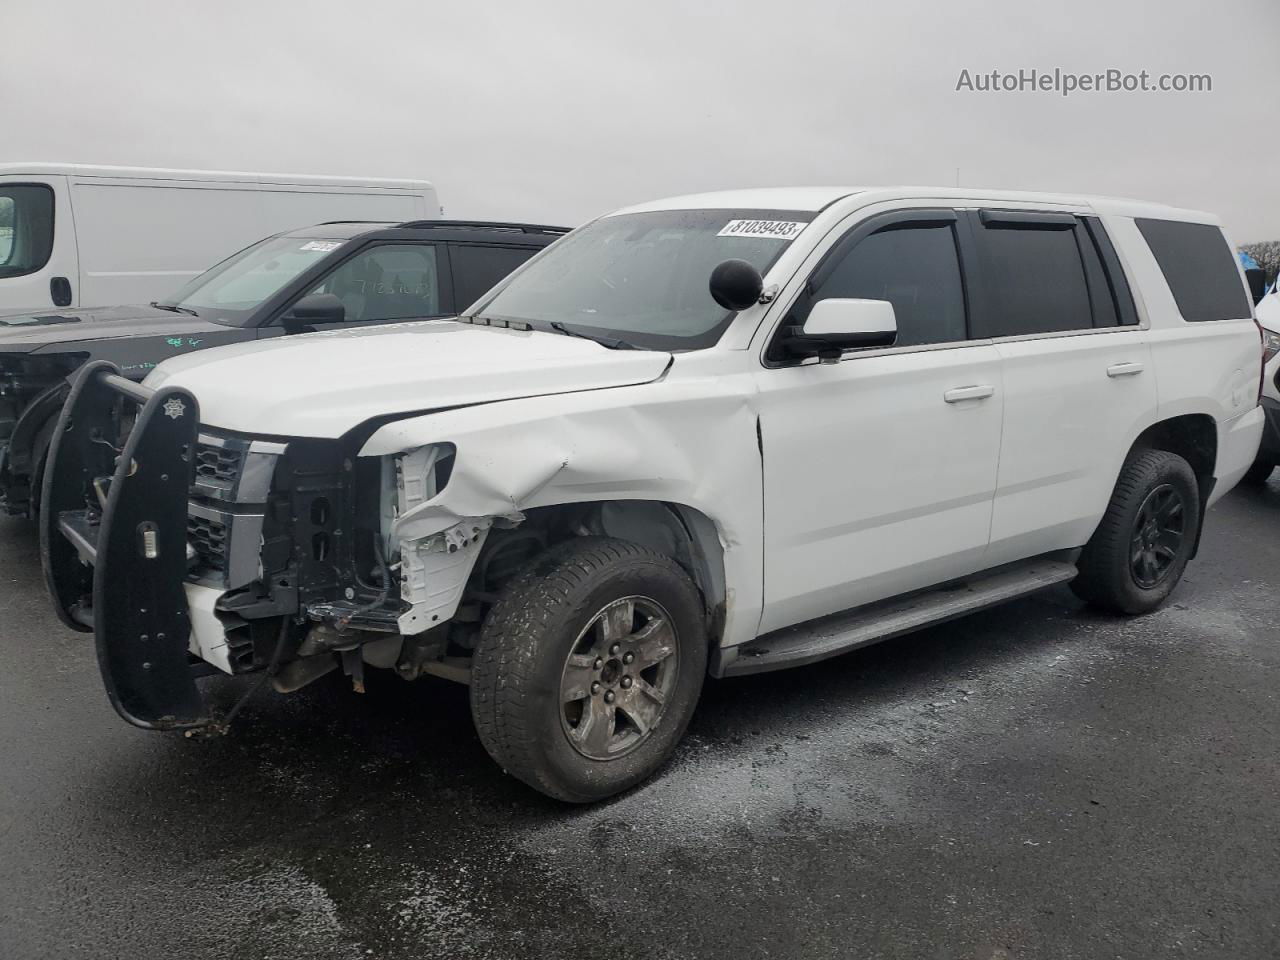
(41, 363), (535, 727)
(42, 355), (742, 736)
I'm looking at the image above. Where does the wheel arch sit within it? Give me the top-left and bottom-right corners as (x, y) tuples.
(493, 498), (730, 648)
(594, 500), (728, 645)
(1130, 413), (1216, 495)
(1126, 413), (1217, 556)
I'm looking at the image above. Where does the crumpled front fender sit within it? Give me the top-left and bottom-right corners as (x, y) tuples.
(361, 376), (765, 648)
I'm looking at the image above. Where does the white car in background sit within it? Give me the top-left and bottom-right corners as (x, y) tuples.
(1248, 288), (1280, 483)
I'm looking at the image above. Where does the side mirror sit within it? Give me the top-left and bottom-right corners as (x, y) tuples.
(782, 298), (898, 362)
(709, 259), (763, 311)
(1245, 268), (1268, 306)
(281, 292), (344, 333)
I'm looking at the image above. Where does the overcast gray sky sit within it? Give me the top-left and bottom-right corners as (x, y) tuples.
(4, 0), (1278, 241)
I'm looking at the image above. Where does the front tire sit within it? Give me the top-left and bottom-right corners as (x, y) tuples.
(470, 537), (707, 802)
(1071, 449), (1201, 615)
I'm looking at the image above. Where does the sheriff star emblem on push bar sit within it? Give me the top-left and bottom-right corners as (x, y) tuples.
(162, 398), (186, 420)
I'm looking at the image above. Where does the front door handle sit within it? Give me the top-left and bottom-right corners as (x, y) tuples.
(943, 385), (996, 403)
(1106, 361), (1145, 378)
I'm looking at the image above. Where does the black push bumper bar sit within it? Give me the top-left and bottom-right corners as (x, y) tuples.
(40, 361), (207, 730)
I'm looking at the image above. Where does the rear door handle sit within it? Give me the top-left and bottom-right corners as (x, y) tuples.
(1106, 361), (1145, 378)
(943, 385), (996, 403)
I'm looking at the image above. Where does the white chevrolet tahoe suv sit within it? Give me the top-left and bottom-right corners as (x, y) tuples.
(41, 187), (1264, 802)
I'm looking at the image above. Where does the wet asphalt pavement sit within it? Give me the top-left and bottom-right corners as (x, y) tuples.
(1, 482), (1278, 960)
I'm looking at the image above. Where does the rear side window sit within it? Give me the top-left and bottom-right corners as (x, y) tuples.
(797, 223), (968, 347)
(451, 244), (537, 310)
(970, 216), (1092, 338)
(306, 243), (441, 323)
(1136, 218), (1251, 322)
(0, 184), (55, 279)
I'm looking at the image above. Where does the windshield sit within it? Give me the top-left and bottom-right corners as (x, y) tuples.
(470, 208), (814, 350)
(159, 235), (346, 326)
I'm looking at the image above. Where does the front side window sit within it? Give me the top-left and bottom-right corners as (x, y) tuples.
(1136, 218), (1252, 322)
(793, 222), (968, 347)
(472, 209), (814, 350)
(163, 235), (346, 325)
(971, 220), (1093, 338)
(302, 243), (441, 323)
(0, 184), (55, 279)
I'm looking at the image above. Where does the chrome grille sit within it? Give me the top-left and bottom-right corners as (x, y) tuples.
(186, 432), (286, 589)
(194, 441), (243, 486)
(187, 512), (228, 573)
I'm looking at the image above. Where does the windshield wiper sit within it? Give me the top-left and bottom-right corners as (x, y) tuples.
(547, 321), (637, 350)
(149, 302), (199, 317)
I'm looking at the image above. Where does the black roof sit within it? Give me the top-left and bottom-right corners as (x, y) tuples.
(288, 219), (571, 245)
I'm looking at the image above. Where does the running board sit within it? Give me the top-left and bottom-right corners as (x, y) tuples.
(721, 559), (1078, 677)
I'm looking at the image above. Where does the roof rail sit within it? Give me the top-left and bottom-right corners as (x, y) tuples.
(395, 219), (571, 235)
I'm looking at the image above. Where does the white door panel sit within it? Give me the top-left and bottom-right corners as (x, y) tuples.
(757, 344), (1004, 634)
(986, 330), (1156, 565)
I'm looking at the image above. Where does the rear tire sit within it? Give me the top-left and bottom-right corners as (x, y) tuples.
(1071, 449), (1200, 615)
(1241, 459), (1275, 486)
(470, 537), (707, 803)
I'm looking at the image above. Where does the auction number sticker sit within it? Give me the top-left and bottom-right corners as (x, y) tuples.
(300, 240), (343, 252)
(717, 219), (807, 240)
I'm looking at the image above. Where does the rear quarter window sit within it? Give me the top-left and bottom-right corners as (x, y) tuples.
(1136, 218), (1251, 322)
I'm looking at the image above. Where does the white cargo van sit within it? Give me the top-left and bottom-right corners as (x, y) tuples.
(0, 164), (438, 313)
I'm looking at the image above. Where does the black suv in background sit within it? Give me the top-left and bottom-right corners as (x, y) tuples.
(0, 219), (567, 517)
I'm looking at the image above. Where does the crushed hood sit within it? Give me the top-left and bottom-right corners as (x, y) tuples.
(0, 304), (234, 354)
(146, 320), (673, 438)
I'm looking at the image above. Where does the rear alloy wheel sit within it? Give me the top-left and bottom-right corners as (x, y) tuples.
(1071, 449), (1200, 614)
(1128, 484), (1187, 589)
(470, 537), (706, 802)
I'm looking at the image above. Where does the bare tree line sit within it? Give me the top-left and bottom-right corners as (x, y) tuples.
(1240, 240), (1280, 284)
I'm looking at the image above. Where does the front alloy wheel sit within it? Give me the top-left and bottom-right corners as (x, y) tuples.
(560, 596), (679, 761)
